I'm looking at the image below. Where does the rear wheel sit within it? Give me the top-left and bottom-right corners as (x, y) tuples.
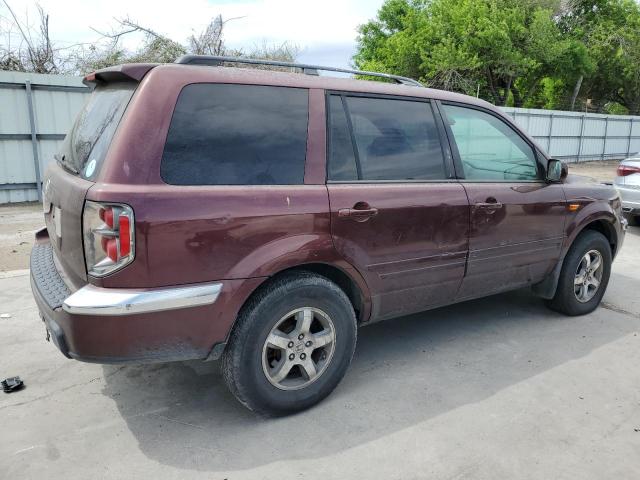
(546, 230), (612, 316)
(222, 271), (357, 416)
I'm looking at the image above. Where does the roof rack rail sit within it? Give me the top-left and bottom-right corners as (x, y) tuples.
(174, 55), (423, 87)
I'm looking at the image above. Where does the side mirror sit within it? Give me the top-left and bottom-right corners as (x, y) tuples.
(547, 159), (567, 182)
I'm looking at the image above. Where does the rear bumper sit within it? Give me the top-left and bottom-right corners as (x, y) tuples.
(30, 237), (240, 364)
(63, 283), (221, 316)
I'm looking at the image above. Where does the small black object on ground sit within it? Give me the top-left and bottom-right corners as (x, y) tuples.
(2, 376), (24, 393)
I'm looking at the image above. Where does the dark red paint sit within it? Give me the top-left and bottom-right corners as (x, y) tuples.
(34, 63), (625, 363)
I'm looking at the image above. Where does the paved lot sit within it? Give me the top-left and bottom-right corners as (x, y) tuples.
(1, 228), (639, 479)
(567, 159), (619, 183)
(1, 162), (639, 480)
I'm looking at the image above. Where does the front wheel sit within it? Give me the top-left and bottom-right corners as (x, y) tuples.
(222, 271), (357, 416)
(546, 230), (612, 316)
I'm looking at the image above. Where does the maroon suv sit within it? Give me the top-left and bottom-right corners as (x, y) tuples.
(30, 56), (626, 415)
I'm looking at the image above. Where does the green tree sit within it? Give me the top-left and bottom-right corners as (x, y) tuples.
(577, 0), (640, 114)
(354, 0), (603, 109)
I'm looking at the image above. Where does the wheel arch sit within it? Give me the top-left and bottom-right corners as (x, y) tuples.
(206, 261), (371, 361)
(580, 218), (618, 257)
(249, 262), (371, 325)
(532, 216), (617, 300)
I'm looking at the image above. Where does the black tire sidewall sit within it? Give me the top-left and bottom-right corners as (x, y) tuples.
(553, 231), (612, 315)
(226, 275), (357, 415)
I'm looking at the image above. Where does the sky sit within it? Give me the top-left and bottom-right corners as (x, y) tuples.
(2, 0), (384, 69)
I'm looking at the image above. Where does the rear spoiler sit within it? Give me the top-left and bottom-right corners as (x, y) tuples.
(83, 63), (158, 87)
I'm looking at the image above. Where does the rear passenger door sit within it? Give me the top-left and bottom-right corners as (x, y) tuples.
(326, 93), (470, 321)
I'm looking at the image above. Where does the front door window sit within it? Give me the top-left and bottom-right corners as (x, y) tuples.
(442, 104), (540, 181)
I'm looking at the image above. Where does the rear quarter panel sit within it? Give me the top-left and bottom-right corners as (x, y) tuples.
(88, 184), (335, 287)
(88, 66), (371, 319)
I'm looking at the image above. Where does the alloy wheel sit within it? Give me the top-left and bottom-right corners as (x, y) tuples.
(574, 249), (604, 303)
(261, 307), (336, 390)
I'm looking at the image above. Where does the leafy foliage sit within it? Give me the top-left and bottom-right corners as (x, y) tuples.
(354, 0), (640, 113)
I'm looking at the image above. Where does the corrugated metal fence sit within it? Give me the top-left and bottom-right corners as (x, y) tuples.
(1, 72), (640, 204)
(0, 71), (89, 204)
(502, 107), (640, 163)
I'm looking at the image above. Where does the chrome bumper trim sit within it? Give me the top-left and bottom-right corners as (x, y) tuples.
(62, 282), (222, 316)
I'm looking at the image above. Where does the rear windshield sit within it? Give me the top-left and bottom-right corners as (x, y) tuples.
(58, 83), (136, 179)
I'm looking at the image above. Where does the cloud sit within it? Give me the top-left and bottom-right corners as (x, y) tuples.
(8, 0), (381, 68)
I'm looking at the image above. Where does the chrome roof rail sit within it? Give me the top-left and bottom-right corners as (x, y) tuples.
(174, 55), (423, 87)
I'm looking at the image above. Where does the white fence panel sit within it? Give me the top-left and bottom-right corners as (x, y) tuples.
(502, 107), (640, 163)
(0, 71), (90, 204)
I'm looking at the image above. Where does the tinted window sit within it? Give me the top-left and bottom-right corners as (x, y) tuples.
(443, 104), (539, 181)
(161, 84), (308, 185)
(328, 95), (358, 181)
(328, 95), (445, 181)
(59, 83), (136, 179)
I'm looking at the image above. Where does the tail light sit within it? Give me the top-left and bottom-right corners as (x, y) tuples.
(616, 164), (640, 176)
(83, 201), (135, 277)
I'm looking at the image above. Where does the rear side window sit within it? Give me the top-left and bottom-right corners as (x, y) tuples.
(59, 83), (136, 180)
(328, 94), (446, 181)
(161, 84), (308, 185)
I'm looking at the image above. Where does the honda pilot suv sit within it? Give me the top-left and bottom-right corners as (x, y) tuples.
(31, 56), (626, 415)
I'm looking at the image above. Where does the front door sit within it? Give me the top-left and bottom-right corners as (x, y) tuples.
(439, 103), (567, 301)
(326, 93), (469, 321)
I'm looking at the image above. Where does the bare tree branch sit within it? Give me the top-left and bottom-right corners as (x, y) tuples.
(1, 5), (300, 75)
(2, 0), (35, 52)
(187, 15), (245, 56)
(1, 1), (59, 73)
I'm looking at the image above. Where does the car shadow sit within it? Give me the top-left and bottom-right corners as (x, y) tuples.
(101, 288), (638, 473)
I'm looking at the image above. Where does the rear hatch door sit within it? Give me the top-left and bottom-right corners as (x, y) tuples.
(43, 82), (137, 287)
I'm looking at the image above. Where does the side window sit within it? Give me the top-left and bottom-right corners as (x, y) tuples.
(442, 104), (540, 181)
(161, 84), (308, 185)
(328, 95), (358, 181)
(328, 94), (446, 181)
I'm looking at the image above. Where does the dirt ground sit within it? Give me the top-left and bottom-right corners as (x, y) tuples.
(0, 202), (43, 273)
(567, 159), (619, 183)
(0, 160), (622, 272)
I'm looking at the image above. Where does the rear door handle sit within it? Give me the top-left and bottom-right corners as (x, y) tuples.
(338, 207), (379, 221)
(474, 201), (503, 212)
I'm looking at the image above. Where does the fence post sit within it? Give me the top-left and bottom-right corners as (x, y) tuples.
(577, 114), (586, 162)
(25, 80), (42, 201)
(547, 113), (554, 153)
(628, 118), (634, 157)
(601, 116), (608, 161)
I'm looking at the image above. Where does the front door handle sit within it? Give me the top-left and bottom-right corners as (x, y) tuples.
(338, 203), (379, 222)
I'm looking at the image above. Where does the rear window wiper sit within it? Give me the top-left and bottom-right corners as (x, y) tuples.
(54, 153), (79, 175)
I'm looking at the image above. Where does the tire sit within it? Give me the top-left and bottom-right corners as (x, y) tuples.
(546, 230), (612, 316)
(222, 271), (357, 416)
(623, 213), (639, 227)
